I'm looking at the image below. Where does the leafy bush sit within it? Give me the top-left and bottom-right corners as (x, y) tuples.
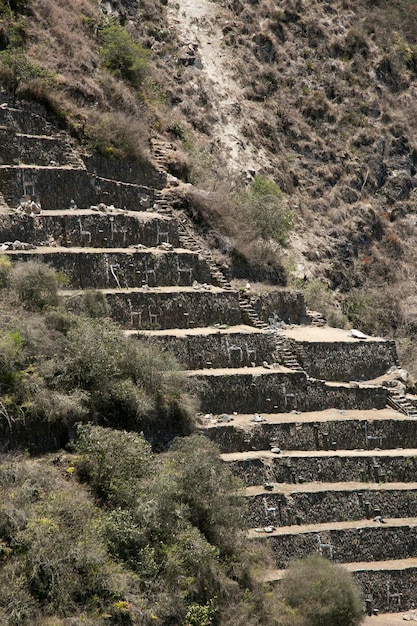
(0, 456), (134, 622)
(61, 317), (195, 434)
(75, 428), (260, 623)
(8, 261), (62, 311)
(280, 555), (364, 626)
(76, 423), (153, 507)
(99, 24), (149, 90)
(242, 176), (293, 245)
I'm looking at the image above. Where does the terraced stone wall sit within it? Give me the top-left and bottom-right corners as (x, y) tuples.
(250, 290), (308, 324)
(0, 128), (72, 166)
(204, 417), (417, 453)
(264, 526), (417, 568)
(226, 455), (417, 487)
(101, 290), (243, 329)
(140, 331), (273, 369)
(304, 380), (387, 412)
(0, 167), (155, 211)
(247, 489), (417, 528)
(293, 339), (398, 382)
(268, 569), (417, 613)
(0, 213), (179, 248)
(86, 154), (166, 188)
(8, 250), (211, 289)
(264, 455), (417, 485)
(192, 371), (386, 414)
(354, 568), (417, 612)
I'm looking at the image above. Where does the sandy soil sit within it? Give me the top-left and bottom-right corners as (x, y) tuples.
(281, 325), (386, 343)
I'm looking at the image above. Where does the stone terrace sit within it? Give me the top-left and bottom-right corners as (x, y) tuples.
(1, 92), (417, 617)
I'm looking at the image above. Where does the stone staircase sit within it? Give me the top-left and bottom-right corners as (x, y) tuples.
(1, 93), (417, 618)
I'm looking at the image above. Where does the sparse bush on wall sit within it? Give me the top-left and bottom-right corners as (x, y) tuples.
(280, 555), (364, 626)
(85, 110), (148, 160)
(8, 261), (62, 311)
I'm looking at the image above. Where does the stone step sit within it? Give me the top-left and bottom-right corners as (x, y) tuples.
(244, 482), (417, 528)
(63, 286), (243, 329)
(136, 325), (274, 368)
(201, 408), (415, 453)
(188, 368), (387, 414)
(5, 247), (211, 289)
(0, 166), (156, 211)
(222, 448), (417, 486)
(0, 210), (180, 249)
(264, 558), (417, 614)
(249, 517), (417, 568)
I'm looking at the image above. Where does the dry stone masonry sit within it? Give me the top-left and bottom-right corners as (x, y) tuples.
(1, 92), (417, 616)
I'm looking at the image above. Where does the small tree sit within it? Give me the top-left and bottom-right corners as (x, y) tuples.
(280, 555), (364, 626)
(99, 24), (149, 90)
(243, 176), (293, 245)
(9, 261), (61, 311)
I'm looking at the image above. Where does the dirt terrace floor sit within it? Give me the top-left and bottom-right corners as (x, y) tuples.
(363, 612), (417, 624)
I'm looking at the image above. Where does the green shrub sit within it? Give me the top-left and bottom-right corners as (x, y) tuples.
(99, 24), (149, 90)
(183, 599), (217, 626)
(242, 176), (293, 245)
(0, 457), (133, 621)
(62, 317), (194, 433)
(76, 424), (153, 507)
(280, 555), (364, 626)
(8, 261), (62, 311)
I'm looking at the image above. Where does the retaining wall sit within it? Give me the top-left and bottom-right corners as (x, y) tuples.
(0, 129), (73, 166)
(203, 415), (417, 453)
(98, 289), (243, 329)
(262, 525), (417, 568)
(250, 290), (308, 324)
(0, 167), (156, 211)
(6, 249), (211, 289)
(0, 212), (179, 248)
(139, 331), (274, 369)
(226, 453), (417, 486)
(192, 370), (387, 414)
(246, 488), (417, 528)
(293, 339), (398, 382)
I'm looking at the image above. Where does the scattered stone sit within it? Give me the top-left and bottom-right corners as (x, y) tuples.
(250, 413), (264, 422)
(1, 240), (36, 250)
(350, 328), (367, 339)
(16, 198), (41, 216)
(217, 413), (233, 423)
